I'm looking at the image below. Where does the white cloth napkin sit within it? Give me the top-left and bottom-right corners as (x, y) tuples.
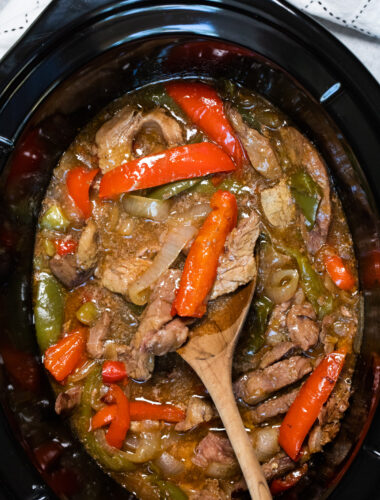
(0, 0), (50, 58)
(0, 0), (379, 82)
(291, 0), (380, 38)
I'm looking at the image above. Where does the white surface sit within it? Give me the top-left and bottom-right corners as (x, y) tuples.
(0, 0), (379, 83)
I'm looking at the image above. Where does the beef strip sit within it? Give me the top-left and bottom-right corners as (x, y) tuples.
(118, 345), (154, 382)
(279, 127), (331, 254)
(135, 108), (183, 152)
(95, 106), (183, 173)
(55, 386), (82, 414)
(143, 318), (188, 356)
(319, 379), (351, 426)
(260, 179), (296, 229)
(259, 341), (296, 369)
(226, 105), (282, 179)
(261, 453), (296, 481)
(192, 432), (236, 468)
(98, 256), (151, 300)
(308, 366), (352, 453)
(175, 397), (216, 432)
(87, 311), (111, 358)
(286, 302), (319, 351)
(49, 253), (94, 289)
(308, 422), (340, 454)
(234, 356), (312, 405)
(265, 301), (292, 345)
(76, 219), (98, 270)
(123, 270), (187, 380)
(210, 212), (260, 300)
(247, 387), (300, 424)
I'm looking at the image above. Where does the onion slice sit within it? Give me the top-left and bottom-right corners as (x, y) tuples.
(122, 194), (170, 221)
(129, 224), (197, 305)
(170, 203), (211, 226)
(265, 268), (299, 304)
(95, 429), (162, 463)
(154, 451), (185, 476)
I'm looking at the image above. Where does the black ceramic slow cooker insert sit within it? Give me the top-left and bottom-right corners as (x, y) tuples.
(0, 1), (379, 499)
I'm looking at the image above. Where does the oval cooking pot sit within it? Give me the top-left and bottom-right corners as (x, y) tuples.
(0, 1), (379, 499)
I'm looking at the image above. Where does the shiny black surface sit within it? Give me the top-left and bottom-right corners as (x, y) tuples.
(0, 1), (379, 499)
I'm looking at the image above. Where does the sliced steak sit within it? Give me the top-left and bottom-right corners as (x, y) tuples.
(320, 313), (336, 354)
(49, 253), (93, 289)
(126, 270), (186, 380)
(136, 108), (183, 151)
(144, 318), (188, 356)
(308, 422), (340, 454)
(95, 106), (183, 173)
(87, 311), (111, 359)
(98, 256), (151, 300)
(265, 301), (292, 345)
(77, 219), (98, 270)
(55, 386), (82, 414)
(192, 432), (236, 468)
(210, 213), (260, 300)
(118, 345), (154, 382)
(234, 356), (312, 405)
(286, 302), (319, 351)
(279, 127), (331, 254)
(260, 180), (295, 229)
(226, 106), (282, 179)
(247, 387), (300, 425)
(175, 397), (216, 432)
(319, 376), (351, 426)
(261, 452), (296, 481)
(259, 341), (296, 369)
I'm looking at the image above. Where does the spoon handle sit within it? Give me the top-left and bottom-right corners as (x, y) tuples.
(194, 354), (272, 500)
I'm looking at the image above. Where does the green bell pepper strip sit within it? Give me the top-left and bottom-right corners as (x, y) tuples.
(77, 366), (136, 472)
(289, 171), (322, 230)
(40, 205), (69, 231)
(149, 179), (201, 200)
(243, 295), (274, 356)
(219, 79), (261, 132)
(281, 246), (334, 318)
(34, 272), (64, 352)
(192, 177), (245, 196)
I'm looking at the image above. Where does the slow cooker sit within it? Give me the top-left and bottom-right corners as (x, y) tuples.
(0, 1), (379, 498)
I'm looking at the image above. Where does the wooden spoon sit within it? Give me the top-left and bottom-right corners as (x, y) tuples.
(178, 281), (272, 500)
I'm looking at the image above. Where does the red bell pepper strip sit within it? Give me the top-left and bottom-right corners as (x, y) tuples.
(54, 238), (77, 256)
(279, 351), (346, 461)
(104, 384), (130, 449)
(91, 401), (185, 428)
(270, 464), (308, 495)
(172, 190), (237, 318)
(44, 330), (86, 382)
(91, 404), (118, 430)
(166, 82), (245, 168)
(98, 142), (235, 199)
(66, 166), (99, 219)
(129, 401), (185, 423)
(324, 254), (355, 291)
(102, 361), (127, 383)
